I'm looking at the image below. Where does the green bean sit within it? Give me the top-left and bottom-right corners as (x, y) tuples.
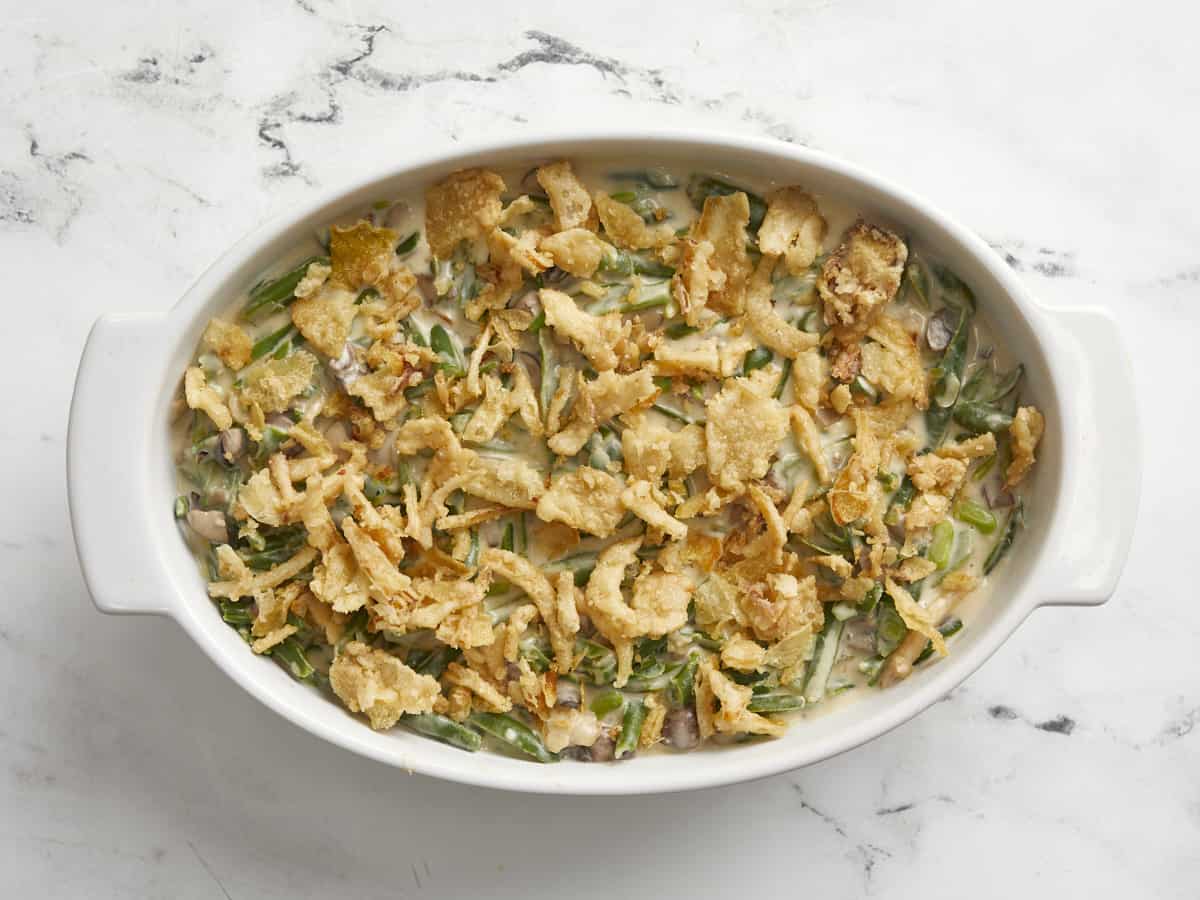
(404, 712), (481, 752)
(685, 174), (767, 232)
(860, 656), (885, 685)
(888, 476), (916, 513)
(624, 662), (683, 693)
(218, 598), (253, 626)
(929, 520), (955, 569)
(665, 322), (699, 339)
(590, 689), (625, 718)
(609, 168), (679, 189)
(934, 266), (977, 312)
(516, 512), (528, 555)
(913, 618), (965, 666)
(652, 402), (703, 426)
(983, 498), (1024, 575)
(857, 581), (882, 616)
(464, 529), (481, 568)
(470, 712), (558, 763)
(773, 357), (793, 400)
(850, 375), (879, 403)
(528, 310), (546, 333)
(574, 636), (616, 683)
(538, 328), (558, 421)
(972, 452), (997, 481)
(955, 498), (997, 534)
(743, 346), (773, 373)
(430, 324), (466, 376)
(875, 599), (907, 657)
(242, 255), (329, 321)
(550, 551), (599, 588)
(987, 363), (1024, 403)
(803, 617), (844, 703)
(925, 304), (971, 447)
(903, 257), (931, 307)
(953, 401), (1014, 434)
(354, 287), (380, 306)
(455, 262), (480, 306)
(395, 231), (420, 256)
(610, 189), (667, 224)
(747, 691), (806, 713)
(520, 640), (552, 673)
(621, 294), (673, 314)
(615, 699), (647, 759)
(406, 645), (460, 679)
(238, 525), (307, 570)
(876, 470), (901, 492)
(271, 637), (315, 681)
(668, 654), (699, 707)
(598, 248), (675, 279)
(501, 521), (515, 552)
(813, 514), (851, 550)
(251, 323), (297, 361)
(628, 259), (673, 280)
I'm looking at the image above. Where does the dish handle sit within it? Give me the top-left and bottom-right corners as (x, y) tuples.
(68, 313), (178, 616)
(1036, 305), (1140, 607)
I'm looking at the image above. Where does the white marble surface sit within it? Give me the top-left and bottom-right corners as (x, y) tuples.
(2, 0), (1197, 896)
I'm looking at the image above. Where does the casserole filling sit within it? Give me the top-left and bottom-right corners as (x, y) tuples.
(173, 160), (1044, 761)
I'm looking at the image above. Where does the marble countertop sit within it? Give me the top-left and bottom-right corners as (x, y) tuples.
(3, 1), (1196, 896)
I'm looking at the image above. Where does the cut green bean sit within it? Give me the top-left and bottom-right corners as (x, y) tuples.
(913, 618), (965, 666)
(773, 357), (793, 399)
(590, 689), (624, 718)
(983, 498), (1024, 574)
(934, 266), (977, 312)
(857, 581), (882, 616)
(652, 402), (702, 426)
(609, 168), (678, 189)
(955, 498), (998, 534)
(271, 637), (315, 681)
(743, 346), (773, 373)
(621, 294), (673, 314)
(406, 644), (460, 679)
(953, 402), (1014, 434)
(615, 699), (647, 759)
(803, 617), (844, 703)
(972, 453), (997, 481)
(219, 599), (252, 626)
(665, 322), (699, 339)
(395, 231), (419, 256)
(242, 255), (329, 321)
(251, 323), (297, 361)
(430, 324), (466, 376)
(875, 600), (907, 657)
(925, 304), (971, 447)
(903, 257), (931, 307)
(470, 712), (558, 763)
(850, 374), (879, 402)
(668, 654), (699, 707)
(929, 520), (955, 569)
(747, 691), (806, 714)
(404, 713), (482, 752)
(685, 174), (767, 232)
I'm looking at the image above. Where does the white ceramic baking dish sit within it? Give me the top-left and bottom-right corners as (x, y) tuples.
(66, 131), (1140, 795)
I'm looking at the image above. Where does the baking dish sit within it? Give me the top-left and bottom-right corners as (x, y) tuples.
(66, 131), (1139, 794)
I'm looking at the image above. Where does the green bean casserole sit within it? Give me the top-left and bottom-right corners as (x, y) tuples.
(174, 160), (1045, 761)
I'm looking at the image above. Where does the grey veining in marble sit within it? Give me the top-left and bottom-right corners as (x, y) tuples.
(2, 1), (1197, 896)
